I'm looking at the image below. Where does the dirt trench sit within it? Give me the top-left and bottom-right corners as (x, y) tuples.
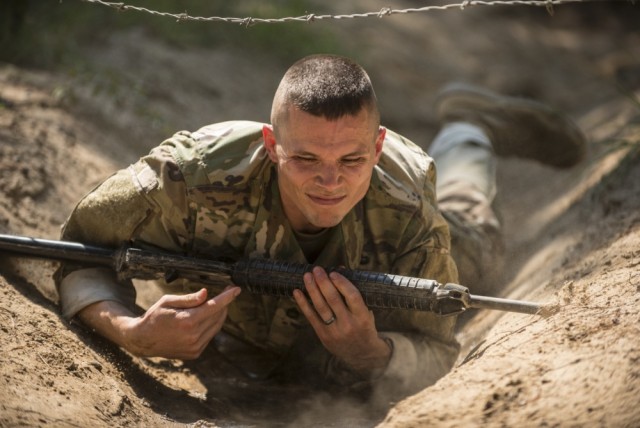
(1, 2), (640, 427)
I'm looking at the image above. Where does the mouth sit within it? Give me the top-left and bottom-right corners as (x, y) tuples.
(307, 194), (346, 206)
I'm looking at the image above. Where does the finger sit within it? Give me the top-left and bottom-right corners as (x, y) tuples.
(328, 271), (369, 317)
(161, 288), (208, 309)
(312, 267), (348, 316)
(211, 306), (228, 331)
(178, 306), (229, 360)
(305, 269), (339, 322)
(204, 286), (241, 312)
(185, 287), (240, 328)
(181, 287), (239, 339)
(197, 306), (229, 349)
(293, 287), (322, 328)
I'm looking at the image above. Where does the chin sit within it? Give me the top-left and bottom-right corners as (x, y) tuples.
(314, 216), (345, 229)
(303, 205), (350, 229)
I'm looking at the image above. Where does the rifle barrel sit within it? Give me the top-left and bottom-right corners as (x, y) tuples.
(469, 294), (540, 315)
(0, 234), (114, 266)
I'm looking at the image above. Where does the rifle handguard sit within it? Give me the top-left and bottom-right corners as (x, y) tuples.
(116, 250), (471, 315)
(232, 259), (470, 316)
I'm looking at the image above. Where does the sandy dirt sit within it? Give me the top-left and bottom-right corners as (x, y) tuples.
(1, 2), (640, 427)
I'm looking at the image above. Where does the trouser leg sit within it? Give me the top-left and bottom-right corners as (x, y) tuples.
(430, 122), (505, 296)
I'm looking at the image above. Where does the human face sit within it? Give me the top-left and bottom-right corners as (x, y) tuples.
(263, 107), (385, 234)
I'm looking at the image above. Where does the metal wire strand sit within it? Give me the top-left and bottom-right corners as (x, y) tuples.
(75, 0), (621, 26)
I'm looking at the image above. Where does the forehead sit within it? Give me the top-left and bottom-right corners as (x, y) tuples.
(278, 107), (378, 154)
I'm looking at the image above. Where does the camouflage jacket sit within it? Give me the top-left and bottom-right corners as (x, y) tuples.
(59, 121), (460, 391)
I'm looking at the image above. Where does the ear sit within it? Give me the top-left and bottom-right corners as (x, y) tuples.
(262, 125), (279, 163)
(373, 127), (386, 163)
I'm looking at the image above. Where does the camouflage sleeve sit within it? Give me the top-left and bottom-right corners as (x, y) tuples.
(55, 167), (153, 319)
(56, 141), (192, 319)
(60, 168), (155, 248)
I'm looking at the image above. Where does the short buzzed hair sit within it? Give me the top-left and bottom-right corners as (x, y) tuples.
(271, 54), (380, 129)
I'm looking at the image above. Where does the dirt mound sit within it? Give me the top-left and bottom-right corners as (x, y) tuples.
(384, 142), (640, 427)
(2, 2), (640, 427)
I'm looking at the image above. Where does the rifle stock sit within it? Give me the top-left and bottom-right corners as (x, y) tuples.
(0, 233), (542, 316)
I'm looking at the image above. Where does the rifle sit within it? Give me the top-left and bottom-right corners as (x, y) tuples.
(0, 233), (544, 316)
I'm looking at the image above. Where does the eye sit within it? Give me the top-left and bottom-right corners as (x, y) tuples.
(293, 156), (317, 164)
(342, 157), (365, 166)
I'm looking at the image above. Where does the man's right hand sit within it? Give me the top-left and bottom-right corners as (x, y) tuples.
(78, 286), (241, 360)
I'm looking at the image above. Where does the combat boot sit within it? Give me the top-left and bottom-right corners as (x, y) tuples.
(436, 83), (586, 168)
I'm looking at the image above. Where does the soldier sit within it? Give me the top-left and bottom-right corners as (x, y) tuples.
(56, 54), (585, 396)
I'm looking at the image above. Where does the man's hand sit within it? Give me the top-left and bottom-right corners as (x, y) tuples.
(293, 267), (392, 376)
(79, 286), (241, 360)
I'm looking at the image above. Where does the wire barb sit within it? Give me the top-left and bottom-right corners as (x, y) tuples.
(176, 12), (188, 22)
(546, 0), (556, 15)
(377, 7), (392, 18)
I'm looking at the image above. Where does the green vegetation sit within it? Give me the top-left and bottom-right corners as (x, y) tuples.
(0, 0), (344, 68)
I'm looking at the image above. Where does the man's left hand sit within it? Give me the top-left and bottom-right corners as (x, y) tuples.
(293, 267), (392, 376)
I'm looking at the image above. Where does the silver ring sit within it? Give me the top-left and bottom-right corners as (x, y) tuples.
(323, 315), (336, 326)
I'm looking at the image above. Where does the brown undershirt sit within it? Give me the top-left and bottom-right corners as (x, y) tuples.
(293, 227), (333, 263)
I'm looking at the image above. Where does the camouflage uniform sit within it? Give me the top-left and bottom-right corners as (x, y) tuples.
(58, 120), (498, 393)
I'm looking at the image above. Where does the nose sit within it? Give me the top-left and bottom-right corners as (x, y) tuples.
(315, 163), (341, 189)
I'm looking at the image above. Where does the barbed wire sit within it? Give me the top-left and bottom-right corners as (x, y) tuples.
(76, 0), (619, 26)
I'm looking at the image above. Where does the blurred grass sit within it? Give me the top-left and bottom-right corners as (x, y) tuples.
(0, 0), (344, 69)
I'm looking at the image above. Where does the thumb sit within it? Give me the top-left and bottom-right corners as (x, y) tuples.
(161, 288), (208, 309)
